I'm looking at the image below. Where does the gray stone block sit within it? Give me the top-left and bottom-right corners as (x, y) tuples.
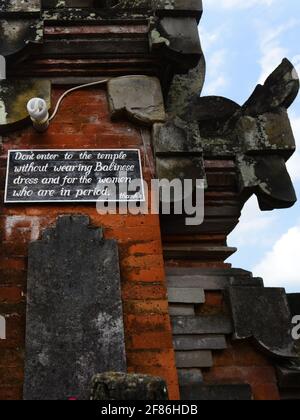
(172, 315), (233, 335)
(169, 304), (195, 316)
(167, 273), (263, 291)
(174, 335), (227, 351)
(180, 384), (253, 401)
(168, 275), (229, 290)
(153, 117), (202, 155)
(168, 287), (205, 304)
(107, 76), (166, 126)
(24, 215), (126, 400)
(175, 351), (213, 368)
(166, 267), (252, 276)
(177, 369), (203, 386)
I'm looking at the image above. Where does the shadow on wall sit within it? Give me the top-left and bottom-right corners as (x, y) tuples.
(0, 316), (6, 340)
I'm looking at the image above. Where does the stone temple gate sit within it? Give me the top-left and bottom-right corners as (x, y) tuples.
(0, 0), (299, 400)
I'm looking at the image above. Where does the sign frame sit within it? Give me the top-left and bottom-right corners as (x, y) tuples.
(4, 149), (145, 204)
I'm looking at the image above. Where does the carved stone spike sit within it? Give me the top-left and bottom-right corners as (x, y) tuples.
(243, 59), (300, 116)
(176, 58), (299, 212)
(24, 215), (126, 400)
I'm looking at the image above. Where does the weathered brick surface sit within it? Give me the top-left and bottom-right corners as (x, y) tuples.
(0, 88), (179, 400)
(165, 255), (281, 400)
(203, 364), (280, 400)
(200, 313), (280, 400)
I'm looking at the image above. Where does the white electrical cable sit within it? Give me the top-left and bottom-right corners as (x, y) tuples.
(49, 79), (109, 122)
(27, 79), (109, 131)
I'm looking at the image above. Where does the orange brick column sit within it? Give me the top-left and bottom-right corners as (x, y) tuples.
(0, 87), (179, 400)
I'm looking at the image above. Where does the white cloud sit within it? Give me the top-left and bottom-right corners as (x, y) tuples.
(201, 48), (229, 95)
(229, 196), (277, 247)
(200, 27), (222, 49)
(253, 225), (300, 291)
(205, 0), (276, 9)
(257, 20), (300, 83)
(292, 54), (300, 76)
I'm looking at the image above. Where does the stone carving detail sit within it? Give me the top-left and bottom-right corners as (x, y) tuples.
(157, 58), (299, 212)
(24, 215), (126, 400)
(228, 286), (298, 358)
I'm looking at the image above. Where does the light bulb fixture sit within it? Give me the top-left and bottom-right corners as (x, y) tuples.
(27, 79), (108, 132)
(27, 97), (49, 132)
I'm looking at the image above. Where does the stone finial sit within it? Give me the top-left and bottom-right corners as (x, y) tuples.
(173, 59), (299, 211)
(235, 59), (299, 210)
(243, 58), (299, 116)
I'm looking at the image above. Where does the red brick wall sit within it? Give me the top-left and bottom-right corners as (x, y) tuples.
(0, 87), (179, 400)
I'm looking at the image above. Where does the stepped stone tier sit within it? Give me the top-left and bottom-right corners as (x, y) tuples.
(0, 0), (299, 400)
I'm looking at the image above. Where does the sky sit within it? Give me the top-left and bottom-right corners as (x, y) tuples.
(199, 0), (300, 292)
